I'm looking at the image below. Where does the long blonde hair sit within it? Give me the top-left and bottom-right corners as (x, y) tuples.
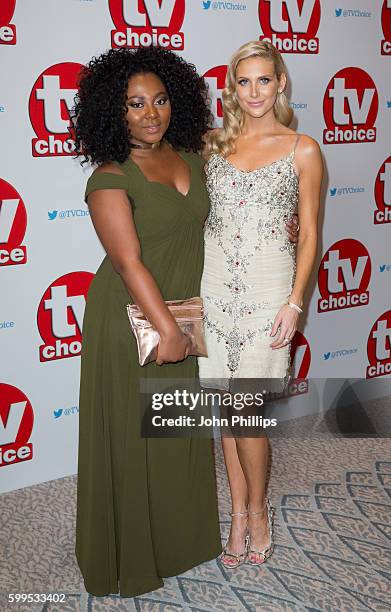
(204, 40), (293, 159)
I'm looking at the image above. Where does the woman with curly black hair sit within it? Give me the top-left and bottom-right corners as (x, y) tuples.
(72, 46), (221, 598)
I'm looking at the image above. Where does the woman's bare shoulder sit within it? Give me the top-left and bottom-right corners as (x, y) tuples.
(93, 162), (126, 176)
(296, 134), (321, 157)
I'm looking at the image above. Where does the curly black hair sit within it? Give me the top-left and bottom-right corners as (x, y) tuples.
(71, 46), (212, 165)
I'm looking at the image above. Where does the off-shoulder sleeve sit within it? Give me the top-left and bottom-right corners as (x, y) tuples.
(84, 171), (129, 203)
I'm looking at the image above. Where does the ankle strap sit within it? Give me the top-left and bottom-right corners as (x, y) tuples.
(248, 502), (267, 516)
(230, 510), (248, 517)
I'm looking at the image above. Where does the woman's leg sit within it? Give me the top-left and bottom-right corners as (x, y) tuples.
(235, 436), (271, 563)
(219, 383), (272, 565)
(221, 436), (249, 565)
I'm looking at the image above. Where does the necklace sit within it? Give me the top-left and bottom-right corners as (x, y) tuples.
(129, 140), (162, 150)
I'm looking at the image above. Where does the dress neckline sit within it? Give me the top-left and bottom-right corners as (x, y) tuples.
(127, 149), (193, 198)
(219, 150), (296, 175)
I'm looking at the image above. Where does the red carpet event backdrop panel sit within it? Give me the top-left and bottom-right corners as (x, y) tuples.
(0, 0), (390, 492)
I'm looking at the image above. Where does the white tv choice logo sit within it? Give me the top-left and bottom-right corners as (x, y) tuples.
(318, 239), (371, 313)
(38, 272), (94, 362)
(0, 0), (16, 45)
(0, 178), (27, 267)
(366, 310), (391, 378)
(323, 68), (378, 145)
(258, 0), (321, 54)
(29, 62), (83, 157)
(374, 155), (391, 225)
(381, 0), (391, 55)
(203, 65), (228, 126)
(0, 383), (34, 468)
(285, 331), (311, 397)
(109, 0), (185, 49)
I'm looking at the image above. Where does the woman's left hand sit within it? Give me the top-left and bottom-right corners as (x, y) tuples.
(285, 213), (299, 243)
(269, 304), (299, 349)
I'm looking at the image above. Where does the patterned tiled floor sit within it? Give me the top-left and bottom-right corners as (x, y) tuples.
(1, 439), (391, 611)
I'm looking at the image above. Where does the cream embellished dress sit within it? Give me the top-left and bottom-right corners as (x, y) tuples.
(198, 141), (299, 392)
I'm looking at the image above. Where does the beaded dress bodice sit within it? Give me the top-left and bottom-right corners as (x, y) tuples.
(205, 151), (298, 258)
(199, 150), (299, 385)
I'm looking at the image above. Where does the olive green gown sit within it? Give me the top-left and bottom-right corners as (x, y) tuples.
(76, 151), (221, 597)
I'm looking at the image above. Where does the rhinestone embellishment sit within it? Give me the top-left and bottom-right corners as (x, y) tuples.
(202, 152), (298, 377)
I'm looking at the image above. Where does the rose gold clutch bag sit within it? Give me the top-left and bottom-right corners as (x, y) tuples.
(126, 296), (208, 366)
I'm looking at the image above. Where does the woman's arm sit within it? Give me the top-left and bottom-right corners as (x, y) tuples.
(289, 136), (323, 307)
(270, 136), (323, 348)
(87, 164), (191, 364)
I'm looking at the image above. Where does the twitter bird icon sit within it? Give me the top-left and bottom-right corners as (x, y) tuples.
(54, 409), (63, 419)
(330, 188), (337, 196)
(48, 210), (58, 221)
(203, 0), (211, 8)
(335, 8), (342, 17)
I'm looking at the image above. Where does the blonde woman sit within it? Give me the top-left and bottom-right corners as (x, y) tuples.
(199, 41), (322, 567)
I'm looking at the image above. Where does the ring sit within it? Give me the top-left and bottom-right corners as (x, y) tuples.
(296, 224), (300, 232)
(283, 338), (290, 344)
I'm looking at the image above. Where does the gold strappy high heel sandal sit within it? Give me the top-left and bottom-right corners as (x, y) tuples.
(247, 499), (275, 565)
(220, 510), (249, 569)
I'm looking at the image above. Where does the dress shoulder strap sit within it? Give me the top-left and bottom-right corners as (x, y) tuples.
(293, 134), (301, 154)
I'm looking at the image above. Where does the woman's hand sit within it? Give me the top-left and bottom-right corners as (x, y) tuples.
(156, 329), (192, 365)
(285, 213), (299, 243)
(269, 305), (299, 349)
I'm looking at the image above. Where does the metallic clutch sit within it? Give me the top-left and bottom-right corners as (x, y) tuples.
(126, 296), (208, 366)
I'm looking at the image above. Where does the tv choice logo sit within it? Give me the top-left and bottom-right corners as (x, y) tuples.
(262, 332), (311, 401)
(109, 0), (185, 49)
(318, 239), (371, 313)
(38, 272), (94, 362)
(281, 331), (311, 398)
(0, 178), (27, 267)
(0, 384), (34, 468)
(258, 0), (321, 54)
(203, 65), (227, 125)
(366, 310), (391, 379)
(0, 0), (16, 45)
(323, 68), (378, 144)
(381, 0), (391, 55)
(374, 155), (391, 224)
(290, 331), (311, 379)
(29, 62), (83, 157)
